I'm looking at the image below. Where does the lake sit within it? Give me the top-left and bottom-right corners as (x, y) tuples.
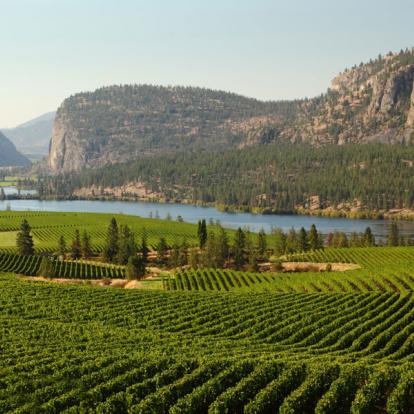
(1, 194), (414, 239)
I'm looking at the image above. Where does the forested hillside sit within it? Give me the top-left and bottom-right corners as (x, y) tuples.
(49, 48), (414, 173)
(40, 143), (414, 217)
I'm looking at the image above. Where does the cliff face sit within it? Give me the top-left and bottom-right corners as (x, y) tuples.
(0, 132), (30, 167)
(49, 48), (414, 173)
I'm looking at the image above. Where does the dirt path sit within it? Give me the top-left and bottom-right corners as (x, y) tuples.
(18, 266), (172, 289)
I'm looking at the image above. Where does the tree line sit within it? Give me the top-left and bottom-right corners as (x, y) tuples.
(38, 143), (414, 215)
(14, 219), (412, 277)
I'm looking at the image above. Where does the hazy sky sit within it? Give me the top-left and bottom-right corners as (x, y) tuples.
(1, 0), (414, 127)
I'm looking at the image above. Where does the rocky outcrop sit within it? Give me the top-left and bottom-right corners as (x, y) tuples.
(49, 112), (84, 172)
(49, 48), (414, 173)
(406, 80), (414, 127)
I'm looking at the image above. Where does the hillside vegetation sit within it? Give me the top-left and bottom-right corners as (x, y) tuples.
(49, 48), (414, 173)
(42, 143), (414, 216)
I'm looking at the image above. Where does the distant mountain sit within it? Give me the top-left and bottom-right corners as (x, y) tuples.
(49, 48), (414, 173)
(0, 132), (31, 167)
(2, 112), (55, 160)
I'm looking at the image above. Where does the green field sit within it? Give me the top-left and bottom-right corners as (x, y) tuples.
(168, 247), (414, 293)
(1, 211), (414, 412)
(0, 211), (201, 253)
(0, 211), (270, 254)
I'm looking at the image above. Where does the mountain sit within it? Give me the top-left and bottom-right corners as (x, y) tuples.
(2, 112), (55, 161)
(0, 132), (31, 167)
(49, 48), (414, 173)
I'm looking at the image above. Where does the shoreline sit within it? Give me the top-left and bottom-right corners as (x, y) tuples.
(5, 192), (414, 222)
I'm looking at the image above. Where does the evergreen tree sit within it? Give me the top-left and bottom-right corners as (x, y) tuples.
(71, 230), (81, 259)
(387, 222), (399, 246)
(117, 225), (136, 265)
(169, 240), (180, 268)
(126, 255), (146, 280)
(140, 228), (149, 262)
(333, 231), (349, 248)
(246, 232), (258, 271)
(286, 228), (298, 253)
(156, 237), (168, 264)
(298, 227), (308, 252)
(203, 232), (216, 267)
(216, 225), (229, 267)
(16, 219), (34, 256)
(257, 228), (267, 258)
(273, 228), (287, 256)
(37, 256), (55, 278)
(197, 219), (207, 248)
(308, 224), (319, 250)
(233, 228), (246, 269)
(81, 230), (93, 259)
(317, 231), (324, 250)
(103, 218), (119, 262)
(58, 235), (66, 258)
(179, 239), (188, 266)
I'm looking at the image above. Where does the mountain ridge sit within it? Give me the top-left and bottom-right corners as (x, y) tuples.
(2, 112), (55, 160)
(49, 48), (414, 173)
(0, 132), (31, 167)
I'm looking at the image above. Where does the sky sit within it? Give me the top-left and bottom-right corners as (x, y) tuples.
(1, 0), (414, 128)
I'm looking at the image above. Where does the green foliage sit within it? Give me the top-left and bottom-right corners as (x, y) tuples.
(43, 143), (414, 214)
(233, 228), (246, 269)
(81, 230), (92, 259)
(103, 217), (119, 262)
(71, 229), (81, 259)
(197, 219), (207, 248)
(388, 222), (399, 246)
(58, 235), (66, 257)
(0, 272), (413, 411)
(37, 256), (55, 278)
(117, 225), (136, 265)
(156, 237), (168, 264)
(0, 252), (126, 278)
(126, 255), (146, 280)
(16, 219), (34, 256)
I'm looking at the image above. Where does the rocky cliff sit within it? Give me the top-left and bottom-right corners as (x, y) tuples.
(49, 48), (414, 173)
(0, 132), (31, 167)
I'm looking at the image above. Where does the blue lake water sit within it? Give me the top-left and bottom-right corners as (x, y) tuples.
(1, 193), (414, 238)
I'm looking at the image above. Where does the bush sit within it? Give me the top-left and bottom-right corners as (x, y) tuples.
(126, 255), (146, 280)
(37, 256), (55, 278)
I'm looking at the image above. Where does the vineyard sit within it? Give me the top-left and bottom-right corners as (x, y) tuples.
(0, 252), (126, 278)
(167, 247), (414, 293)
(0, 211), (269, 254)
(2, 212), (414, 412)
(0, 274), (414, 412)
(0, 211), (200, 253)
